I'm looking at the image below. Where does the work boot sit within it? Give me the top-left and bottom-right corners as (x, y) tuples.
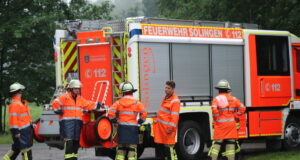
(128, 144), (137, 160)
(64, 140), (74, 159)
(3, 150), (20, 160)
(72, 140), (79, 160)
(21, 148), (32, 160)
(115, 144), (126, 160)
(208, 140), (223, 160)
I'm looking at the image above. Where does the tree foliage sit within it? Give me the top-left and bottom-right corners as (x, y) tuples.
(0, 0), (113, 132)
(142, 0), (158, 17)
(67, 0), (113, 20)
(156, 0), (300, 35)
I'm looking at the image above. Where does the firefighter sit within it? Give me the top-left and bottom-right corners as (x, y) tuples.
(52, 79), (103, 160)
(153, 80), (180, 160)
(3, 82), (34, 160)
(108, 82), (147, 160)
(208, 79), (246, 160)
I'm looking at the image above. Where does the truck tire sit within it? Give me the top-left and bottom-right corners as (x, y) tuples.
(177, 120), (204, 160)
(283, 116), (300, 150)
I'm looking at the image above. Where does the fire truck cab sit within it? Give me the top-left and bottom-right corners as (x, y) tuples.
(35, 17), (300, 159)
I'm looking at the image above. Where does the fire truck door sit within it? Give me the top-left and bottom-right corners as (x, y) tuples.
(77, 31), (113, 106)
(292, 45), (300, 99)
(249, 35), (291, 107)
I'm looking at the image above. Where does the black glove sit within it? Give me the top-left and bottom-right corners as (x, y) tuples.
(138, 119), (145, 124)
(54, 109), (63, 115)
(110, 118), (118, 123)
(96, 102), (104, 110)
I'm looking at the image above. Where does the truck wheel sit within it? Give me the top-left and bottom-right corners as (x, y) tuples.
(177, 120), (204, 160)
(283, 117), (300, 150)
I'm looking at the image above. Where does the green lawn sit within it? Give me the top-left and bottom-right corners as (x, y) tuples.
(247, 151), (300, 160)
(0, 103), (43, 144)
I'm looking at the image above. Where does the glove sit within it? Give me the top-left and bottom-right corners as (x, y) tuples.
(138, 119), (145, 124)
(139, 125), (146, 132)
(110, 118), (118, 123)
(54, 109), (63, 115)
(96, 102), (104, 110)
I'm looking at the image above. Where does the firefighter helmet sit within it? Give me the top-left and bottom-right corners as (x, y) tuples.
(9, 82), (25, 93)
(215, 79), (231, 90)
(68, 80), (82, 88)
(119, 82), (137, 93)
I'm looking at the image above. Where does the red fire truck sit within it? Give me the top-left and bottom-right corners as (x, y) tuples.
(34, 17), (300, 159)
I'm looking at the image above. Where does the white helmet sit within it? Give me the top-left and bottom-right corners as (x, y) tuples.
(10, 82), (25, 93)
(119, 82), (137, 93)
(68, 80), (82, 88)
(215, 79), (231, 90)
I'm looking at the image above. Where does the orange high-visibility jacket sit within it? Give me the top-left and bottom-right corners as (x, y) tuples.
(8, 96), (32, 134)
(52, 91), (96, 120)
(154, 93), (180, 145)
(108, 95), (147, 126)
(212, 93), (246, 140)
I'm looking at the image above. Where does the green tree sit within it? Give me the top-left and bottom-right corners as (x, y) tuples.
(67, 0), (114, 20)
(142, 0), (158, 17)
(156, 0), (300, 35)
(0, 0), (113, 132)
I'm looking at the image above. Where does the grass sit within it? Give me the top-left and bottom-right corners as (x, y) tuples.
(247, 150), (300, 160)
(0, 103), (43, 144)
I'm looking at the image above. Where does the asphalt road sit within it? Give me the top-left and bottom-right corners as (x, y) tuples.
(0, 142), (266, 160)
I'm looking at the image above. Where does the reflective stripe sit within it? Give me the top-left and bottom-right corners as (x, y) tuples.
(213, 114), (220, 117)
(3, 155), (10, 160)
(64, 153), (74, 159)
(212, 105), (217, 108)
(222, 150), (235, 156)
(116, 155), (125, 160)
(62, 107), (81, 110)
(61, 117), (81, 120)
(9, 113), (29, 117)
(236, 112), (243, 115)
(11, 100), (22, 105)
(54, 99), (63, 106)
(10, 125), (19, 129)
(119, 111), (138, 115)
(119, 122), (138, 126)
(72, 153), (78, 157)
(160, 108), (179, 115)
(110, 108), (117, 112)
(19, 123), (31, 129)
(171, 99), (180, 103)
(218, 108), (235, 111)
(216, 118), (235, 123)
(10, 123), (31, 129)
(157, 119), (177, 127)
(211, 148), (219, 155)
(237, 104), (244, 110)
